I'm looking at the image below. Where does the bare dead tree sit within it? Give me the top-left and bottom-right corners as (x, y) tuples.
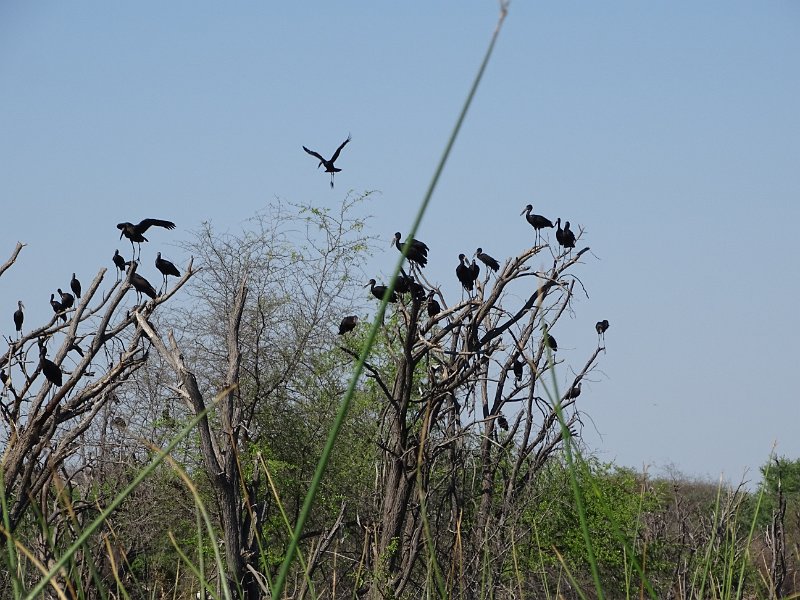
(0, 241), (194, 571)
(353, 233), (607, 599)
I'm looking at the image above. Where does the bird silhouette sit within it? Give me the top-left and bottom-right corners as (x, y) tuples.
(521, 204), (554, 244)
(13, 301), (24, 334)
(155, 252), (180, 289)
(426, 290), (441, 318)
(595, 319), (609, 343)
(50, 294), (66, 323)
(58, 288), (75, 310)
(512, 357), (524, 381)
(302, 134), (351, 188)
(497, 415), (509, 431)
(555, 218), (576, 250)
(39, 347), (62, 387)
(456, 254), (474, 292)
(544, 333), (558, 352)
(470, 259), (480, 286)
(475, 248), (500, 272)
(117, 219), (176, 258)
(338, 315), (359, 335)
(365, 279), (398, 303)
(70, 273), (81, 299)
(565, 382), (582, 400)
(393, 232), (429, 268)
(113, 250), (127, 279)
(129, 272), (158, 302)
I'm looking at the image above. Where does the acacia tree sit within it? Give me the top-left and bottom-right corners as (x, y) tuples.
(0, 241), (192, 592)
(354, 235), (605, 599)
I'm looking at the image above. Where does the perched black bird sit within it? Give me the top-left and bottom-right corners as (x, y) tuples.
(555, 218), (575, 250)
(13, 300), (24, 334)
(129, 272), (158, 302)
(470, 259), (480, 285)
(497, 415), (509, 431)
(521, 204), (554, 244)
(393, 232), (429, 268)
(0, 369), (12, 392)
(58, 288), (75, 310)
(50, 294), (66, 323)
(155, 252), (180, 289)
(39, 347), (62, 387)
(394, 270), (416, 295)
(70, 273), (82, 299)
(113, 249), (127, 278)
(475, 248), (500, 272)
(512, 357), (524, 381)
(338, 315), (359, 335)
(595, 319), (609, 342)
(302, 134), (351, 188)
(426, 290), (441, 318)
(365, 279), (398, 303)
(544, 333), (558, 352)
(565, 382), (582, 400)
(117, 219), (176, 258)
(456, 254), (474, 292)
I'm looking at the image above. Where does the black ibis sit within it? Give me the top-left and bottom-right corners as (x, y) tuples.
(544, 333), (558, 352)
(470, 259), (480, 285)
(58, 288), (75, 310)
(565, 382), (582, 400)
(475, 248), (500, 272)
(338, 315), (359, 335)
(13, 301), (24, 334)
(555, 218), (575, 250)
(302, 134), (351, 188)
(394, 270), (415, 295)
(113, 249), (127, 278)
(155, 252), (180, 289)
(129, 272), (158, 302)
(117, 219), (176, 258)
(393, 232), (428, 268)
(596, 319), (609, 342)
(497, 415), (509, 431)
(70, 273), (81, 299)
(512, 357), (524, 381)
(456, 254), (473, 292)
(521, 204), (554, 244)
(365, 279), (398, 303)
(426, 290), (441, 318)
(39, 347), (62, 387)
(50, 294), (66, 323)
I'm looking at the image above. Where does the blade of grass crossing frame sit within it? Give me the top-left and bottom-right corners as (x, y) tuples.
(270, 3), (510, 598)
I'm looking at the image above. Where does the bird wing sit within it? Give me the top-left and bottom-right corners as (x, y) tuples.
(303, 146), (326, 162)
(329, 135), (351, 163)
(136, 218), (176, 232)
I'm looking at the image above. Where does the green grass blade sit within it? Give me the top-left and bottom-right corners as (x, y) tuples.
(270, 4), (510, 598)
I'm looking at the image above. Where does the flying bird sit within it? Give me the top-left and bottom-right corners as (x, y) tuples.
(13, 301), (24, 334)
(302, 134), (351, 188)
(117, 219), (176, 258)
(365, 279), (398, 303)
(338, 315), (359, 335)
(393, 232), (429, 268)
(155, 252), (181, 289)
(475, 248), (500, 272)
(70, 273), (82, 299)
(521, 204), (554, 244)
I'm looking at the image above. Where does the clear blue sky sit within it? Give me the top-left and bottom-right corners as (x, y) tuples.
(1, 2), (798, 485)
